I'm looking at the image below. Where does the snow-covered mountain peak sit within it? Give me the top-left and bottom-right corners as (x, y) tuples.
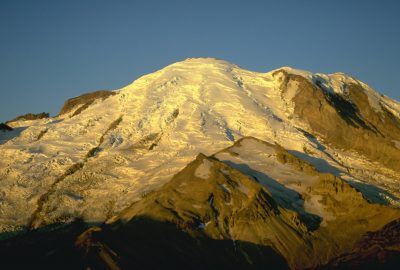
(1, 59), (400, 234)
(170, 57), (236, 66)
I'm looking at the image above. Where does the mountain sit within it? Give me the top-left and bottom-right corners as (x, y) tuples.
(0, 58), (399, 269)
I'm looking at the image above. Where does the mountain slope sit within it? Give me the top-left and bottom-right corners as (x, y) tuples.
(76, 138), (400, 269)
(1, 140), (398, 269)
(1, 58), (400, 269)
(0, 57), (399, 236)
(275, 69), (400, 171)
(320, 218), (400, 269)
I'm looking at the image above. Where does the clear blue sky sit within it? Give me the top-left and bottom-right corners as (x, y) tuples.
(1, 0), (399, 122)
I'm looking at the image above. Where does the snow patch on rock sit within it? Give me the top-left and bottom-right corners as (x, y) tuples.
(195, 159), (213, 179)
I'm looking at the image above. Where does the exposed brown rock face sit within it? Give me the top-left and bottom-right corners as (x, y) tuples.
(6, 112), (49, 123)
(58, 90), (116, 116)
(274, 69), (400, 172)
(347, 83), (400, 140)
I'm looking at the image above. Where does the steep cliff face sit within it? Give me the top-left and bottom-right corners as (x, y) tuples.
(274, 69), (400, 172)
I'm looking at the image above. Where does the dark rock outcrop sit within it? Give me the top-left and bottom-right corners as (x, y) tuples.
(58, 90), (116, 116)
(6, 112), (49, 124)
(0, 123), (13, 131)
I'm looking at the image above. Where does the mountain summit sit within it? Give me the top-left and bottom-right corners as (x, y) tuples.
(1, 58), (400, 269)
